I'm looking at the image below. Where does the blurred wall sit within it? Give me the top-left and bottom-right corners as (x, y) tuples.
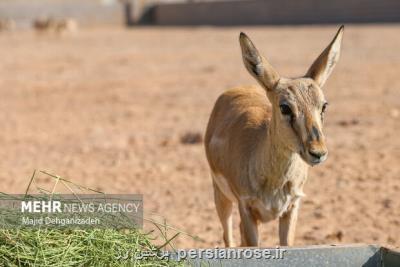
(1, 0), (399, 28)
(149, 0), (400, 25)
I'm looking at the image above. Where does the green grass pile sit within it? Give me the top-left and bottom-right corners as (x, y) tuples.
(0, 228), (184, 266)
(0, 170), (187, 266)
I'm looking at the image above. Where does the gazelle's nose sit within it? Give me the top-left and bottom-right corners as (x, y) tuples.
(308, 150), (326, 160)
(308, 149), (328, 164)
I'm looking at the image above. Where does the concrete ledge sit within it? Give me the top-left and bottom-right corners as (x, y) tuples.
(169, 244), (400, 267)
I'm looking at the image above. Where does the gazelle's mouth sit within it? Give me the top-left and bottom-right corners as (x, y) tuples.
(309, 153), (327, 165)
(299, 148), (328, 166)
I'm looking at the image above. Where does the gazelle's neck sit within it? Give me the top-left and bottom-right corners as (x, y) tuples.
(259, 113), (308, 191)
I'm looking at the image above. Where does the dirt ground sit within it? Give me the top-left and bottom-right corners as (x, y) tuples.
(0, 25), (399, 249)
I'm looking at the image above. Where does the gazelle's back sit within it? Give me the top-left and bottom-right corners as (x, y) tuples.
(205, 85), (272, 195)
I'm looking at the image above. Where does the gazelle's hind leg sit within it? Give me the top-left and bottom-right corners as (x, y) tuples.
(212, 180), (235, 247)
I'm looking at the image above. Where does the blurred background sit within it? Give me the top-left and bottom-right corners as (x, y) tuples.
(0, 0), (399, 249)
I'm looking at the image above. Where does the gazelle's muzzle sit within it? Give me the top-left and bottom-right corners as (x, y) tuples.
(295, 114), (328, 166)
(302, 123), (328, 165)
(306, 140), (328, 165)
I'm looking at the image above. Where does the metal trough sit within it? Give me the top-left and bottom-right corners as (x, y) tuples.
(172, 244), (400, 267)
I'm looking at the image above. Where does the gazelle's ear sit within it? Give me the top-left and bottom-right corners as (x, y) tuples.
(306, 25), (344, 87)
(239, 32), (280, 91)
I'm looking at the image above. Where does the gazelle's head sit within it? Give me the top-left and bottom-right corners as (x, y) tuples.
(239, 26), (344, 166)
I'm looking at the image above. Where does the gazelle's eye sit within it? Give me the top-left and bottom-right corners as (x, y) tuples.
(279, 104), (293, 116)
(322, 102), (328, 113)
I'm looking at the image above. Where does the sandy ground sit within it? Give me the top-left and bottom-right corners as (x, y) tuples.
(0, 25), (399, 249)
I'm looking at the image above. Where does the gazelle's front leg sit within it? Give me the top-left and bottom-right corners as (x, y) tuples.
(279, 200), (300, 246)
(238, 201), (259, 246)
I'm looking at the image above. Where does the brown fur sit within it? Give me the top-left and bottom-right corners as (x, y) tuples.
(0, 18), (15, 32)
(33, 17), (77, 34)
(205, 26), (344, 247)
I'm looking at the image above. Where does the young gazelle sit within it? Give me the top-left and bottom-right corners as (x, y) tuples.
(205, 26), (344, 247)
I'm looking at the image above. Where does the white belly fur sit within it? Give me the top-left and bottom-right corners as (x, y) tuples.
(249, 188), (304, 222)
(212, 172), (305, 222)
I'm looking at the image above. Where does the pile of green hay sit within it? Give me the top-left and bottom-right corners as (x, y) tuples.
(0, 228), (184, 266)
(0, 170), (186, 266)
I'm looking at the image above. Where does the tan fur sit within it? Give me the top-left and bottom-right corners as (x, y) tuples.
(55, 18), (78, 34)
(33, 17), (78, 34)
(205, 26), (344, 247)
(0, 18), (15, 32)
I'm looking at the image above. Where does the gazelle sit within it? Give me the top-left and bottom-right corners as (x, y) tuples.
(205, 26), (344, 247)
